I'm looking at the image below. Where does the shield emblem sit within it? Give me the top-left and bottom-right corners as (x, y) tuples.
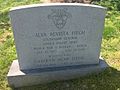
(48, 8), (72, 29)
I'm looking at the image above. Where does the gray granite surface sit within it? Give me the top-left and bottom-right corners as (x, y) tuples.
(10, 3), (106, 70)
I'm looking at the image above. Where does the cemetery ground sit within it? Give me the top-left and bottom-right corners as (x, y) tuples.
(0, 0), (120, 90)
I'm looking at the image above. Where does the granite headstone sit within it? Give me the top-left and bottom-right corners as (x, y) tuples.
(7, 3), (107, 88)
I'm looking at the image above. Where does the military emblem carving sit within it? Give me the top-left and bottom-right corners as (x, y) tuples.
(48, 8), (72, 29)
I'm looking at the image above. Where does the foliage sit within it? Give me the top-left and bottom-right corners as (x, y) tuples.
(93, 0), (120, 11)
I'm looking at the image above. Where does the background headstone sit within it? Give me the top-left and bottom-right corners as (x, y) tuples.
(43, 0), (92, 3)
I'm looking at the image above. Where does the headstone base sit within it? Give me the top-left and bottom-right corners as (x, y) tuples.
(7, 58), (108, 88)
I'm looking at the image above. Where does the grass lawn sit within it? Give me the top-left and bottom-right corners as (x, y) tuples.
(0, 0), (120, 90)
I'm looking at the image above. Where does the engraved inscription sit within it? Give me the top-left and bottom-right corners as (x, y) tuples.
(32, 30), (87, 67)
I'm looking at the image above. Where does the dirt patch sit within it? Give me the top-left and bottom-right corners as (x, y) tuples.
(0, 31), (12, 43)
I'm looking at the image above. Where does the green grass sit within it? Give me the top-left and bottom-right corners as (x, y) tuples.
(0, 0), (120, 90)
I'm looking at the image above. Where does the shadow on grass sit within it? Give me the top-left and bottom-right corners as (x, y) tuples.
(12, 67), (120, 90)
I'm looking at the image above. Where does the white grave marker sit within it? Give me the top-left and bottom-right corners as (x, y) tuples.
(7, 3), (108, 88)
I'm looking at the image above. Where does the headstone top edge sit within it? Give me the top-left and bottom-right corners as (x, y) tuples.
(10, 3), (107, 12)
